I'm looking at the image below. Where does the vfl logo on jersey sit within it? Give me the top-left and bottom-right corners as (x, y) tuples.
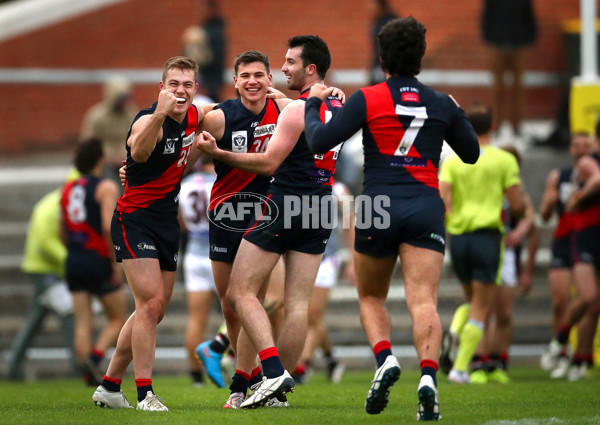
(232, 131), (248, 153)
(164, 138), (177, 154)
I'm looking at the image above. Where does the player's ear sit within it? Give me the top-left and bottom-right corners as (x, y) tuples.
(268, 73), (273, 87)
(306, 63), (317, 77)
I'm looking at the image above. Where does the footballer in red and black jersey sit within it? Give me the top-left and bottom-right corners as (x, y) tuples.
(305, 76), (479, 198)
(210, 97), (280, 210)
(270, 89), (344, 196)
(305, 76), (479, 256)
(61, 175), (114, 292)
(116, 102), (200, 217)
(62, 175), (110, 259)
(571, 152), (600, 268)
(549, 167), (577, 269)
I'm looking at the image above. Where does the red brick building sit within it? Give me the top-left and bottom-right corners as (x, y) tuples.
(0, 0), (585, 152)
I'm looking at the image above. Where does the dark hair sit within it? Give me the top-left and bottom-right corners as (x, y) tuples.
(75, 138), (103, 174)
(233, 50), (270, 75)
(378, 16), (426, 77)
(467, 104), (493, 135)
(501, 144), (521, 165)
(288, 35), (331, 79)
(162, 56), (198, 82)
(595, 116), (600, 138)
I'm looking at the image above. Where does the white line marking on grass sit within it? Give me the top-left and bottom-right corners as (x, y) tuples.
(485, 419), (565, 425)
(485, 418), (600, 425)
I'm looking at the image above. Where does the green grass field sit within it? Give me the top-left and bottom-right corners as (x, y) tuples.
(1, 368), (598, 425)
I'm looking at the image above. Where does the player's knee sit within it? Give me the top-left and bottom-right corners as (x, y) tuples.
(140, 298), (167, 323)
(579, 288), (598, 308)
(221, 299), (238, 323)
(496, 313), (512, 328)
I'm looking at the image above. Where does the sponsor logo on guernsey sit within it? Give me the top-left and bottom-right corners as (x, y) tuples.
(232, 131), (248, 152)
(429, 232), (445, 245)
(164, 138), (176, 154)
(114, 245), (121, 251)
(210, 244), (228, 253)
(401, 92), (420, 103)
(137, 242), (156, 251)
(253, 124), (276, 138)
(389, 156), (427, 167)
(182, 132), (195, 147)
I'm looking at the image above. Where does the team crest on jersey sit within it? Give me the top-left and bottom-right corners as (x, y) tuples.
(232, 131), (248, 153)
(163, 138), (176, 154)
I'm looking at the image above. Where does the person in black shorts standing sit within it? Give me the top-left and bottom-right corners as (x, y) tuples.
(60, 138), (127, 387)
(304, 17), (479, 420)
(92, 56), (204, 412)
(195, 50), (291, 408)
(196, 35), (345, 409)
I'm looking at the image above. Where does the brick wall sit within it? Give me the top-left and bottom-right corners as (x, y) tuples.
(0, 0), (585, 152)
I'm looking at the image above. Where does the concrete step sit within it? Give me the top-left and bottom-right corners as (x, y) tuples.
(0, 276), (555, 351)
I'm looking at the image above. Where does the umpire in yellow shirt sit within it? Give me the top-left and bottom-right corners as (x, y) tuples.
(438, 104), (526, 384)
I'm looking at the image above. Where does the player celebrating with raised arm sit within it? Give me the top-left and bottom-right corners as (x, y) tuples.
(196, 35), (345, 409)
(92, 56), (203, 412)
(304, 17), (479, 420)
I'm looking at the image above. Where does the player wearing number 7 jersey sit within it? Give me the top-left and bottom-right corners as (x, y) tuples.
(304, 17), (479, 420)
(93, 56), (204, 412)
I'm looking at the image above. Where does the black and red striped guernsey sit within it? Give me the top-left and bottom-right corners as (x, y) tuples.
(573, 152), (600, 232)
(117, 103), (199, 216)
(270, 89), (344, 195)
(209, 98), (280, 210)
(305, 76), (479, 198)
(61, 175), (110, 259)
(552, 167), (576, 239)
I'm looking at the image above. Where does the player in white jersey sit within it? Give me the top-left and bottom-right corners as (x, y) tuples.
(178, 157), (217, 387)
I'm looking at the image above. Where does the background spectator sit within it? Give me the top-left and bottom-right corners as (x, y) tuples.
(482, 0), (537, 139)
(79, 77), (137, 183)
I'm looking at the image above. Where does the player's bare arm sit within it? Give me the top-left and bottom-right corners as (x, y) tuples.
(439, 181), (453, 215)
(127, 89), (178, 163)
(198, 108), (226, 141)
(539, 169), (559, 222)
(96, 179), (122, 285)
(505, 184), (526, 218)
(571, 155), (600, 208)
(196, 100), (305, 175)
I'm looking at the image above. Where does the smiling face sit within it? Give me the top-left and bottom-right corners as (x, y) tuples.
(234, 61), (272, 107)
(160, 67), (198, 116)
(281, 46), (308, 91)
